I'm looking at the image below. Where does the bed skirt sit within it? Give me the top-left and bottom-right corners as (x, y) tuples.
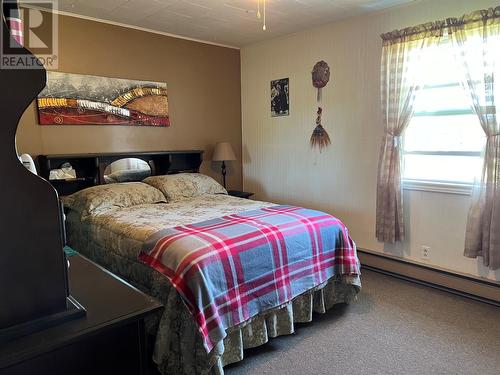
(152, 274), (360, 375)
(67, 226), (360, 375)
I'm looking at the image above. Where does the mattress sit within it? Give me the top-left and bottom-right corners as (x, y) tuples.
(68, 194), (274, 260)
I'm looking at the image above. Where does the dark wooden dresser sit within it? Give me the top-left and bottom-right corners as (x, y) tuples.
(0, 255), (163, 375)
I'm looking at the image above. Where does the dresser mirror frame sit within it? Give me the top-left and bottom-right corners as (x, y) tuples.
(0, 3), (84, 343)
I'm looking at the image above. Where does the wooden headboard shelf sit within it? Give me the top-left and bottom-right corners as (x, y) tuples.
(38, 150), (204, 196)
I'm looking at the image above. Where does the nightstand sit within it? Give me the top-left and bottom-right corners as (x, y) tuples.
(1, 254), (163, 375)
(227, 190), (254, 199)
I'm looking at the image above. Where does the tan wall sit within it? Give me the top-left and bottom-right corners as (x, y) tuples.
(241, 0), (500, 282)
(16, 13), (243, 190)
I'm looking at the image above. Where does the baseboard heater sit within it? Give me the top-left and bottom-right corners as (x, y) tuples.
(357, 249), (500, 307)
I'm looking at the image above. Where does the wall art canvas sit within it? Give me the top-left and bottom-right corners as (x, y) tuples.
(271, 77), (289, 117)
(37, 72), (169, 127)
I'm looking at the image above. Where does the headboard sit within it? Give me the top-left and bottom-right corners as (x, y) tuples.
(37, 150), (204, 196)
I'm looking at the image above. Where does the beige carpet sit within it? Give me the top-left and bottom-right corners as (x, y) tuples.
(225, 269), (500, 375)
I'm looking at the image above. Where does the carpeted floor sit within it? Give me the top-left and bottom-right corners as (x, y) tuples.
(225, 270), (500, 375)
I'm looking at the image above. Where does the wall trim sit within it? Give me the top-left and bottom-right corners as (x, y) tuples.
(358, 248), (499, 305)
(23, 4), (240, 51)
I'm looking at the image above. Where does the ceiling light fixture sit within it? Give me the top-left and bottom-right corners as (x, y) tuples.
(257, 0), (266, 31)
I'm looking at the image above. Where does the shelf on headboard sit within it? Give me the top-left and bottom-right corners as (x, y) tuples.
(37, 150), (204, 196)
(49, 178), (93, 183)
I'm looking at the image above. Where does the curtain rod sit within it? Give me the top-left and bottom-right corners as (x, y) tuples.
(381, 5), (500, 42)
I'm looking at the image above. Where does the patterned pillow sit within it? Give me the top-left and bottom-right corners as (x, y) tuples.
(62, 182), (166, 218)
(143, 173), (227, 202)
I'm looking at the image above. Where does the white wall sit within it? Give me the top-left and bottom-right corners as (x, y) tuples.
(241, 0), (500, 282)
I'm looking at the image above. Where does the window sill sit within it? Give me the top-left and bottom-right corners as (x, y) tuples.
(403, 180), (472, 195)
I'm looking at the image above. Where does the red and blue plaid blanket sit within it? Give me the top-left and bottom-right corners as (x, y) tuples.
(139, 205), (360, 352)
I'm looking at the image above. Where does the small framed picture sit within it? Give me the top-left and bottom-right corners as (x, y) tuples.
(271, 78), (289, 117)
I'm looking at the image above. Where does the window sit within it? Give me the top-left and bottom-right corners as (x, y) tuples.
(402, 39), (486, 190)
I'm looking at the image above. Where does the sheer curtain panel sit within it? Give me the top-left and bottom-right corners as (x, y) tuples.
(376, 24), (444, 243)
(448, 7), (500, 270)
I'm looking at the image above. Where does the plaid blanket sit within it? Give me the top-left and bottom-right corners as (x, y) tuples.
(139, 205), (360, 352)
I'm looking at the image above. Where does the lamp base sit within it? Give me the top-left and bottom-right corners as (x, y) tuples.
(221, 161), (227, 189)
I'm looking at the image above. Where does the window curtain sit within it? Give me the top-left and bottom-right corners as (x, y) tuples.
(376, 24), (444, 243)
(448, 7), (500, 270)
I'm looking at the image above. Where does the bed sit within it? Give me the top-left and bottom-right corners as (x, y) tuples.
(42, 151), (361, 375)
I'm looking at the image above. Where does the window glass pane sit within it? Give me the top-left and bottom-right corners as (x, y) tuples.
(414, 85), (471, 113)
(417, 42), (462, 87)
(403, 154), (482, 183)
(404, 115), (485, 153)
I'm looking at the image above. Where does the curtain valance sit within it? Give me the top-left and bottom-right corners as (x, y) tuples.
(381, 21), (445, 45)
(381, 6), (500, 45)
(447, 6), (500, 30)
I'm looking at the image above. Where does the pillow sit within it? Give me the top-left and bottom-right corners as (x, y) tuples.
(62, 182), (166, 218)
(143, 173), (227, 202)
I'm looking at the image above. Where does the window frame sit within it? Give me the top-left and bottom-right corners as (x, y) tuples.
(402, 179), (473, 195)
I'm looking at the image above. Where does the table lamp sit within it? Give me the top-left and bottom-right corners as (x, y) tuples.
(212, 142), (236, 188)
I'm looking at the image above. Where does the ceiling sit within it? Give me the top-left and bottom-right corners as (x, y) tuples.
(30, 0), (417, 48)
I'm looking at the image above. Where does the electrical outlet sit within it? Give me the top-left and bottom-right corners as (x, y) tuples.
(421, 245), (431, 260)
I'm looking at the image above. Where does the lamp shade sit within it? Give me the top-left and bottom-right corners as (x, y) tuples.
(212, 142), (236, 161)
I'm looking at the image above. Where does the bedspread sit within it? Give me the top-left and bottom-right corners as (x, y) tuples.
(139, 205), (360, 352)
(65, 194), (361, 374)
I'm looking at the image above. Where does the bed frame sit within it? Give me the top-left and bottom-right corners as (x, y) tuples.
(37, 150), (204, 196)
